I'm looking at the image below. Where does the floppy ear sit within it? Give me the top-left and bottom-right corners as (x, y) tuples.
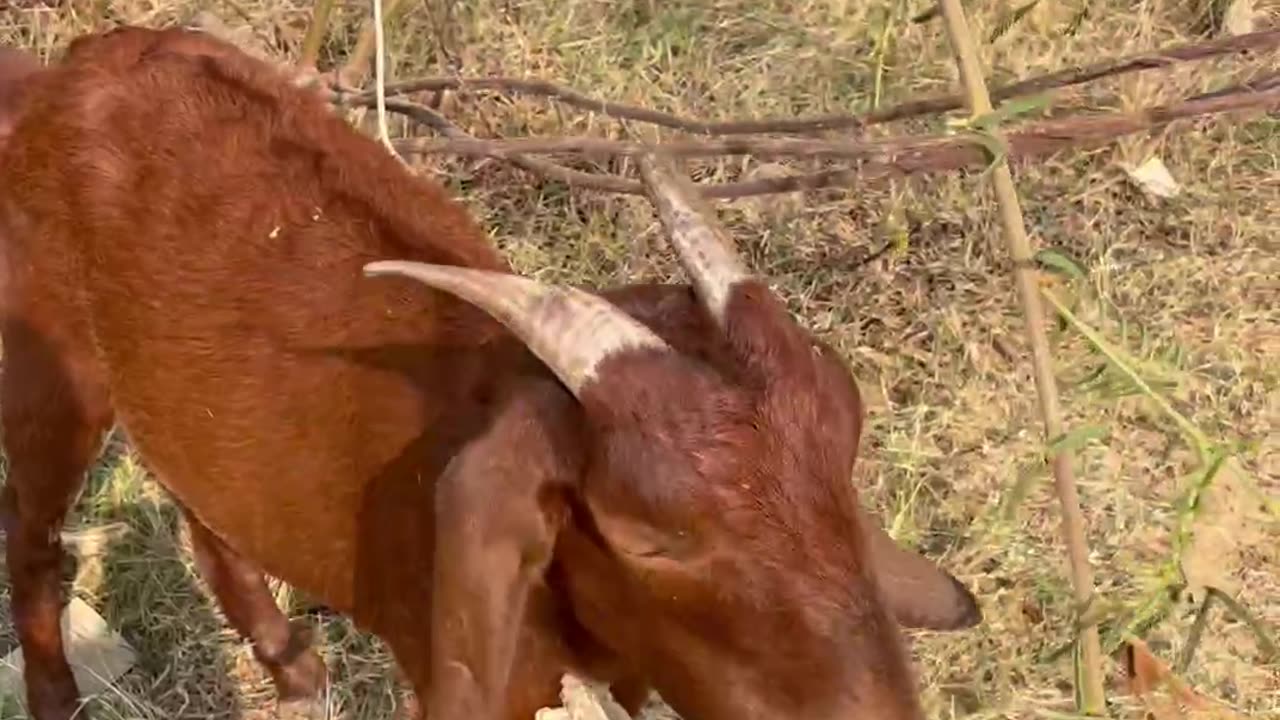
(425, 380), (583, 720)
(858, 508), (982, 631)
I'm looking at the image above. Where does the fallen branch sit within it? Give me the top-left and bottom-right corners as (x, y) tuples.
(374, 76), (1280, 198)
(391, 72), (1280, 162)
(338, 27), (1280, 135)
(395, 133), (971, 160)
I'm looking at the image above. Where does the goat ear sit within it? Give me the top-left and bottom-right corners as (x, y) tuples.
(860, 511), (982, 631)
(425, 381), (581, 720)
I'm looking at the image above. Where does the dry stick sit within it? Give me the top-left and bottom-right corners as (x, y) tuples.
(298, 0), (336, 69)
(936, 0), (1106, 713)
(377, 79), (1280, 198)
(342, 28), (1280, 135)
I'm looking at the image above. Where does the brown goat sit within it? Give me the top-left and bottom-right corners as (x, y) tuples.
(0, 47), (42, 142)
(0, 45), (42, 304)
(0, 25), (980, 720)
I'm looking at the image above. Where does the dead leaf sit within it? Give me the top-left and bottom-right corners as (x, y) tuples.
(62, 522), (131, 596)
(1181, 458), (1265, 604)
(551, 674), (633, 720)
(537, 674), (686, 720)
(1124, 156), (1181, 199)
(1123, 639), (1244, 720)
(0, 597), (137, 704)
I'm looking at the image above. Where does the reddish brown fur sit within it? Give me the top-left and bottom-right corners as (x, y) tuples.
(0, 26), (978, 720)
(0, 46), (42, 141)
(0, 46), (44, 307)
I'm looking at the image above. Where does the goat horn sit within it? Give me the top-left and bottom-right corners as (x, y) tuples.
(637, 153), (750, 327)
(363, 261), (671, 396)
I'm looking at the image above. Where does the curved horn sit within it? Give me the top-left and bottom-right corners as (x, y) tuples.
(363, 261), (671, 396)
(637, 153), (750, 327)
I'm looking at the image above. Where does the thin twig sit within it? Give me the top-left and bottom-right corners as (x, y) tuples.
(871, 0), (907, 109)
(1207, 587), (1280, 661)
(1176, 591), (1216, 674)
(1039, 290), (1214, 455)
(338, 28), (1280, 135)
(374, 79), (1280, 197)
(937, 0), (1106, 713)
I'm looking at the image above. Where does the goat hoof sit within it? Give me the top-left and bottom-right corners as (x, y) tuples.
(394, 692), (422, 720)
(276, 697), (328, 720)
(271, 648), (327, 701)
(265, 621), (328, 701)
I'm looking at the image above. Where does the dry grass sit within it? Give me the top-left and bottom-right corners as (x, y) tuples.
(1, 1), (1277, 718)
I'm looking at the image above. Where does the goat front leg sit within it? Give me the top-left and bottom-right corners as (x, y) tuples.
(183, 509), (328, 715)
(1, 320), (114, 720)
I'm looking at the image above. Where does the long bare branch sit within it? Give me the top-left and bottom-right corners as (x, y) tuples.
(394, 134), (967, 160)
(337, 28), (1280, 135)
(390, 71), (1279, 162)
(375, 77), (1280, 198)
